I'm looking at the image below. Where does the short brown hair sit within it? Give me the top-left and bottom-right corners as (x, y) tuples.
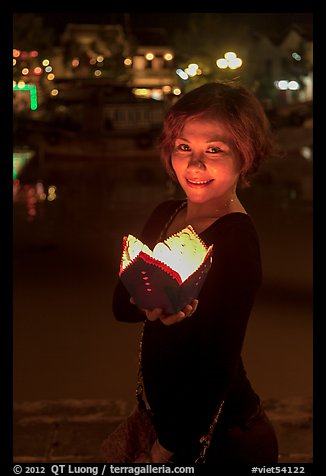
(159, 81), (274, 187)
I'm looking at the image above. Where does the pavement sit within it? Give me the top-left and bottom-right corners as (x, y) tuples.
(13, 396), (312, 464)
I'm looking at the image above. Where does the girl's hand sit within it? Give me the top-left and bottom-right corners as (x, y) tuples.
(130, 298), (198, 326)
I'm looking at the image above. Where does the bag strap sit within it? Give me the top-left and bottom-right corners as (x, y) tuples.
(136, 321), (225, 463)
(194, 399), (224, 464)
(136, 323), (146, 410)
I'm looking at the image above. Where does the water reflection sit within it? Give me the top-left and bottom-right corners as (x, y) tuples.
(12, 124), (312, 262)
(13, 179), (57, 222)
(13, 152), (312, 227)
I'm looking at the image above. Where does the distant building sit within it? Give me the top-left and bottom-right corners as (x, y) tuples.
(46, 24), (180, 134)
(13, 19), (313, 118)
(247, 23), (313, 104)
(127, 27), (179, 99)
(59, 23), (130, 80)
(53, 23), (179, 102)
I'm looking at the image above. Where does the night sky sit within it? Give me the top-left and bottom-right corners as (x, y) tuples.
(34, 12), (313, 41)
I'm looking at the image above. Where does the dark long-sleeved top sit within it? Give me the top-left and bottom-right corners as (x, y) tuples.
(112, 199), (262, 456)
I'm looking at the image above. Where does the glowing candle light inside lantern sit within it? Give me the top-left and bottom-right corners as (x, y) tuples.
(120, 226), (212, 282)
(119, 226), (213, 314)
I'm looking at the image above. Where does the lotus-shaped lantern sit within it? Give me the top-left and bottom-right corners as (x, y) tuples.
(119, 225), (213, 314)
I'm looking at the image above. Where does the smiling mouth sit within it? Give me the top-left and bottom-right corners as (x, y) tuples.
(186, 178), (214, 187)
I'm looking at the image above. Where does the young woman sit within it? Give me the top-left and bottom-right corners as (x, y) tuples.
(112, 81), (279, 464)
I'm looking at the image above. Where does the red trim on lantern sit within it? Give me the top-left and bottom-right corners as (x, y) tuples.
(137, 250), (183, 284)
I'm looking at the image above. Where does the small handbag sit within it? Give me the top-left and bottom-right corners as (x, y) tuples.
(101, 322), (224, 463)
(100, 400), (157, 463)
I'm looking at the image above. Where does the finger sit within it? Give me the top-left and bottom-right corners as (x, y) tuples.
(183, 304), (193, 317)
(183, 299), (199, 317)
(160, 311), (185, 326)
(191, 299), (199, 313)
(145, 307), (163, 321)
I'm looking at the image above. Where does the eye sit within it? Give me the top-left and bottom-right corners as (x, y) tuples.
(206, 146), (223, 154)
(175, 143), (191, 152)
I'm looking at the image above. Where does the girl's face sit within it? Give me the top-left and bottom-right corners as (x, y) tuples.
(171, 117), (241, 204)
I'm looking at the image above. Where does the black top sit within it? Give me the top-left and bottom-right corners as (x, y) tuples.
(112, 199), (263, 455)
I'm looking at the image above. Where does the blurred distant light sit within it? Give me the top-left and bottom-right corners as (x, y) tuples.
(47, 73), (55, 81)
(13, 179), (20, 195)
(224, 52), (237, 61)
(292, 51), (302, 61)
(51, 89), (59, 96)
(97, 55), (104, 63)
(22, 68), (29, 75)
(132, 88), (151, 98)
(36, 181), (44, 197)
(288, 80), (300, 90)
(216, 52), (242, 70)
(45, 66), (52, 73)
(185, 63), (199, 77)
(42, 59), (50, 66)
(176, 68), (189, 80)
(277, 80), (288, 90)
(33, 67), (43, 75)
(275, 80), (300, 90)
(13, 83), (38, 110)
(162, 85), (172, 93)
(94, 69), (102, 76)
(13, 149), (35, 179)
(13, 59), (17, 66)
(216, 58), (228, 69)
(28, 207), (37, 217)
(301, 146), (312, 161)
(145, 52), (154, 61)
(72, 58), (80, 68)
(90, 57), (97, 65)
(13, 49), (21, 58)
(30, 50), (39, 58)
(164, 52), (173, 61)
(13, 81), (17, 86)
(29, 85), (38, 110)
(152, 89), (163, 100)
(47, 185), (57, 201)
(228, 57), (242, 69)
(196, 68), (202, 75)
(36, 181), (46, 201)
(21, 51), (28, 60)
(124, 57), (132, 66)
(173, 88), (181, 95)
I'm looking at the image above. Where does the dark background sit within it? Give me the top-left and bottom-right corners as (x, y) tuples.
(37, 12), (312, 33)
(12, 11), (313, 406)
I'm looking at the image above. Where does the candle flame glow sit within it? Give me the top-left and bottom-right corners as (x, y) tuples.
(120, 225), (213, 283)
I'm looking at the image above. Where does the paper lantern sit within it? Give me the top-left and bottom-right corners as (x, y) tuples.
(119, 225), (213, 314)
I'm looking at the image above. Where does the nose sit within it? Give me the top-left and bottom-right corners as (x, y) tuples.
(187, 153), (206, 169)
